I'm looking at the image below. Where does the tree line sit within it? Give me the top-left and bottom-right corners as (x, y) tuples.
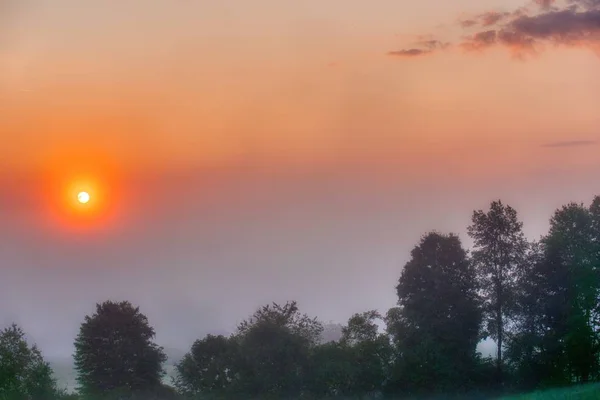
(1, 196), (599, 399)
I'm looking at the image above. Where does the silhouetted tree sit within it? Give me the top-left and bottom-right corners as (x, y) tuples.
(341, 311), (392, 397)
(230, 301), (322, 399)
(306, 341), (354, 397)
(73, 300), (167, 399)
(174, 334), (237, 398)
(468, 200), (528, 384)
(0, 324), (59, 400)
(505, 241), (548, 388)
(389, 232), (482, 395)
(540, 202), (600, 383)
(340, 310), (381, 346)
(236, 301), (323, 346)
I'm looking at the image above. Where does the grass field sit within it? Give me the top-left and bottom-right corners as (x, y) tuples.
(497, 382), (600, 399)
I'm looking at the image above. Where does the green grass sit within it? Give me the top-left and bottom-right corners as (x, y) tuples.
(497, 382), (600, 400)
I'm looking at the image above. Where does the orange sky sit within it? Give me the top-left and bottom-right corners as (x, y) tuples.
(2, 0), (599, 176)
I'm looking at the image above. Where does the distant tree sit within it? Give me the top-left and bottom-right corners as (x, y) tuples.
(318, 323), (344, 344)
(231, 301), (322, 399)
(0, 323), (59, 400)
(73, 300), (167, 399)
(468, 200), (528, 383)
(174, 334), (237, 398)
(236, 301), (323, 346)
(390, 232), (482, 394)
(341, 311), (392, 397)
(340, 310), (381, 346)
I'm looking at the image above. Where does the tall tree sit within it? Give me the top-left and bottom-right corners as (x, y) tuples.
(0, 324), (60, 400)
(540, 202), (600, 383)
(73, 300), (167, 399)
(468, 200), (528, 383)
(505, 241), (548, 388)
(390, 232), (482, 394)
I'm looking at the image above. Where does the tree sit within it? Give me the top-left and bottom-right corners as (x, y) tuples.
(468, 200), (528, 383)
(73, 300), (167, 399)
(235, 301), (323, 346)
(0, 323), (60, 400)
(174, 334), (237, 398)
(305, 342), (354, 398)
(340, 310), (381, 346)
(505, 241), (548, 388)
(230, 301), (322, 399)
(539, 202), (600, 383)
(390, 232), (482, 394)
(341, 311), (392, 397)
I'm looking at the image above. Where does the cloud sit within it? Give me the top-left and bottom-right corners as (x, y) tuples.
(387, 39), (450, 58)
(535, 0), (558, 10)
(541, 140), (597, 147)
(390, 0), (600, 59)
(461, 30), (498, 51)
(569, 0), (600, 11)
(481, 11), (511, 26)
(388, 49), (432, 57)
(460, 19), (478, 28)
(510, 9), (600, 42)
(459, 12), (510, 28)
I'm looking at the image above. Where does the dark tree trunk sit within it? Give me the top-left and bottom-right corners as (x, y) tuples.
(497, 309), (502, 385)
(496, 279), (503, 386)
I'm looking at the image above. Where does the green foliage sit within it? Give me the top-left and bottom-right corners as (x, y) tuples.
(340, 311), (392, 397)
(389, 232), (482, 395)
(174, 334), (235, 397)
(174, 301), (322, 399)
(235, 301), (323, 346)
(538, 202), (600, 383)
(73, 300), (167, 399)
(468, 201), (528, 382)
(306, 341), (355, 397)
(231, 301), (321, 399)
(0, 324), (60, 400)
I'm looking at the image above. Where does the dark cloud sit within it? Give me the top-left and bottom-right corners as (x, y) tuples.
(459, 6), (600, 54)
(542, 140), (597, 147)
(391, 0), (600, 59)
(497, 29), (538, 56)
(461, 30), (498, 51)
(510, 9), (600, 43)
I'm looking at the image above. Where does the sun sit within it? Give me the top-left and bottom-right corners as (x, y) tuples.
(77, 191), (90, 204)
